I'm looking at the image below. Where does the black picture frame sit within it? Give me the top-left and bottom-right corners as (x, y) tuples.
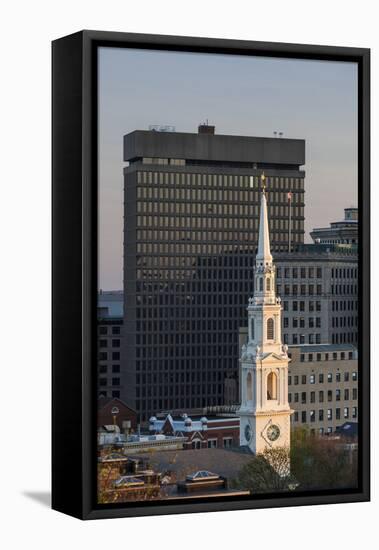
(52, 30), (370, 520)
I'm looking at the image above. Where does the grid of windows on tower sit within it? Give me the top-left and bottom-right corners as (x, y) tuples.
(124, 171), (305, 420)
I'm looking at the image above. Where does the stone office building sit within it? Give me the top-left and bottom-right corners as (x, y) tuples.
(310, 207), (358, 245)
(275, 244), (358, 347)
(123, 125), (306, 420)
(287, 344), (358, 434)
(239, 242), (358, 352)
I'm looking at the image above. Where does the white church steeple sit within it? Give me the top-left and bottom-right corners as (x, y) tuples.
(238, 175), (292, 457)
(253, 176), (277, 310)
(256, 185), (272, 264)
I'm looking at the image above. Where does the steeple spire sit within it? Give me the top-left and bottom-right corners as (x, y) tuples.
(253, 175), (275, 305)
(256, 183), (272, 263)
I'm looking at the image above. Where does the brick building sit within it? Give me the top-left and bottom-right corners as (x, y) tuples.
(97, 396), (137, 432)
(149, 412), (240, 450)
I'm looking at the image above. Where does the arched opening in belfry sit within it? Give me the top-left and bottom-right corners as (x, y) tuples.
(267, 317), (274, 340)
(247, 372), (253, 401)
(250, 318), (255, 340)
(267, 372), (278, 400)
(266, 277), (271, 291)
(259, 277), (263, 291)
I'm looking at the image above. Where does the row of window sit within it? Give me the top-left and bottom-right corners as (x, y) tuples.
(136, 171), (304, 191)
(319, 238), (357, 245)
(99, 365), (120, 374)
(135, 306), (245, 320)
(99, 326), (121, 335)
(135, 185), (305, 206)
(99, 390), (120, 399)
(134, 342), (237, 356)
(279, 284), (323, 296)
(142, 157), (185, 166)
(136, 320), (241, 335)
(135, 216), (304, 234)
(332, 316), (358, 328)
(332, 300), (358, 312)
(99, 377), (120, 387)
(293, 407), (357, 423)
(283, 333), (321, 345)
(283, 300), (322, 312)
(135, 357), (232, 372)
(331, 267), (358, 279)
(137, 370), (223, 384)
(289, 371), (358, 385)
(99, 351), (120, 361)
(99, 339), (120, 348)
(276, 266), (357, 280)
(332, 332), (358, 344)
(137, 199), (298, 217)
(135, 240), (302, 255)
(289, 388), (358, 404)
(207, 438), (234, 449)
(300, 351), (355, 362)
(277, 267), (322, 279)
(136, 384), (223, 398)
(331, 284), (357, 295)
(284, 317), (321, 328)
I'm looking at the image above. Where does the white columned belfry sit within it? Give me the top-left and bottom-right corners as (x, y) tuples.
(238, 176), (292, 455)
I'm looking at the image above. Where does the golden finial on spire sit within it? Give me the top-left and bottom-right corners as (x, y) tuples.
(261, 171), (266, 192)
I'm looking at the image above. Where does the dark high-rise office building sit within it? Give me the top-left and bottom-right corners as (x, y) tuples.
(123, 125), (305, 420)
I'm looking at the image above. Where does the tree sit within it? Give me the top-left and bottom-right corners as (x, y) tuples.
(290, 427), (358, 490)
(232, 446), (292, 493)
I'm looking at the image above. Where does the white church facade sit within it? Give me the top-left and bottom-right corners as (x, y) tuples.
(238, 181), (293, 454)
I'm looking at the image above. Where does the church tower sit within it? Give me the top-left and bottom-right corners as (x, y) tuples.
(238, 177), (292, 454)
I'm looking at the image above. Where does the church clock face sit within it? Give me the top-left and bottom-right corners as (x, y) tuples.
(266, 424), (280, 442)
(244, 424), (252, 443)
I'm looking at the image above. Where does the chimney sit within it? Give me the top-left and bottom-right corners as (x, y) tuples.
(198, 123), (215, 135)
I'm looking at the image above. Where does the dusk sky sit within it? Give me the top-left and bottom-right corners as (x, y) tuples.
(98, 47), (358, 290)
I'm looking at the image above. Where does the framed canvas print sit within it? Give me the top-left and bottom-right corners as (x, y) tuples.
(52, 31), (370, 519)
